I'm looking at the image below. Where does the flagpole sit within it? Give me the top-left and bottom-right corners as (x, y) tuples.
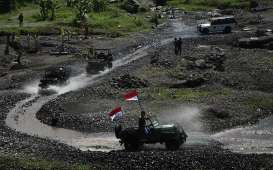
(137, 95), (144, 112)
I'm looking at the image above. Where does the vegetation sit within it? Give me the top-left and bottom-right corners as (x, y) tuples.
(167, 0), (252, 11)
(0, 0), (16, 13)
(0, 0), (260, 35)
(0, 0), (152, 36)
(244, 97), (273, 109)
(143, 87), (231, 101)
(0, 154), (99, 170)
(39, 0), (58, 21)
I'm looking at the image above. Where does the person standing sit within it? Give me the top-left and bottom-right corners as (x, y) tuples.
(18, 13), (24, 27)
(174, 38), (178, 55)
(177, 37), (182, 55)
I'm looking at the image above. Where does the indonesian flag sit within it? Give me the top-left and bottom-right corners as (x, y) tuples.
(108, 107), (123, 121)
(123, 90), (138, 101)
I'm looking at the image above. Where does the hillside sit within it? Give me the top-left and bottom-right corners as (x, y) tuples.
(0, 0), (260, 36)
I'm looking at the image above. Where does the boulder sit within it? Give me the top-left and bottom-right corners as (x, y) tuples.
(111, 74), (149, 88)
(194, 59), (207, 69)
(206, 107), (230, 119)
(237, 35), (273, 49)
(170, 76), (206, 88)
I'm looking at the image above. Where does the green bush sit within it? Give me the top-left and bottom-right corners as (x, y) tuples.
(121, 0), (139, 13)
(134, 18), (144, 27)
(93, 0), (106, 12)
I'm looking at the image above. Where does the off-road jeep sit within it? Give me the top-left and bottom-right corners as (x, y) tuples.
(197, 16), (237, 34)
(86, 49), (113, 74)
(38, 66), (71, 94)
(115, 118), (187, 151)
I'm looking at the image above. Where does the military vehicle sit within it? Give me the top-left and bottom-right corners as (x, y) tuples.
(115, 118), (187, 151)
(197, 16), (237, 34)
(237, 35), (273, 49)
(38, 66), (71, 94)
(86, 48), (113, 74)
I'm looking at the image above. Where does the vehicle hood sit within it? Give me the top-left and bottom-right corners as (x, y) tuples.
(199, 23), (211, 27)
(156, 124), (175, 128)
(155, 124), (177, 131)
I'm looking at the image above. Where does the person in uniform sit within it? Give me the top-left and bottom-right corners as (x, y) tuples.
(18, 13), (24, 27)
(138, 111), (147, 137)
(174, 38), (178, 55)
(177, 37), (182, 55)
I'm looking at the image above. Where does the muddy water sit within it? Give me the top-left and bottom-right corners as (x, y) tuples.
(5, 21), (204, 152)
(213, 117), (273, 154)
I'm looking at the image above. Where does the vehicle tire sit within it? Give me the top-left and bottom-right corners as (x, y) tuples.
(165, 140), (181, 150)
(202, 28), (209, 35)
(224, 27), (231, 34)
(124, 141), (140, 151)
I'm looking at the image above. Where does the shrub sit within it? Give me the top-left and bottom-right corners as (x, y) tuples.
(121, 0), (139, 13)
(93, 0), (106, 12)
(134, 18), (144, 27)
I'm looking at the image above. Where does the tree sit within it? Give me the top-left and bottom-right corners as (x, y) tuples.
(0, 0), (15, 13)
(93, 0), (106, 12)
(73, 0), (92, 25)
(66, 0), (76, 7)
(39, 0), (49, 20)
(39, 0), (58, 20)
(47, 0), (58, 20)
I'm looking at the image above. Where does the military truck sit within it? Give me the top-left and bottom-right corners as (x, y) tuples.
(86, 49), (113, 74)
(38, 66), (71, 93)
(115, 118), (187, 151)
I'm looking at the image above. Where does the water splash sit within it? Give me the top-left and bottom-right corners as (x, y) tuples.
(22, 81), (40, 94)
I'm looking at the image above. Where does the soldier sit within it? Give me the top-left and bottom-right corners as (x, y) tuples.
(4, 34), (10, 55)
(171, 8), (175, 19)
(174, 38), (178, 55)
(177, 37), (182, 55)
(18, 13), (24, 27)
(138, 111), (147, 137)
(10, 33), (23, 64)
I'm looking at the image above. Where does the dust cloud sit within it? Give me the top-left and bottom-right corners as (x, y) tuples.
(158, 105), (203, 132)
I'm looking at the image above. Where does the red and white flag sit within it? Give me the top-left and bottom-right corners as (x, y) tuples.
(123, 90), (138, 101)
(108, 107), (123, 121)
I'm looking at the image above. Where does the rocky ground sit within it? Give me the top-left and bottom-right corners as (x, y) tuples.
(36, 33), (273, 133)
(0, 7), (273, 169)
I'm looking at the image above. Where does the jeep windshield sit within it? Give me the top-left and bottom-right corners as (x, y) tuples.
(146, 116), (160, 127)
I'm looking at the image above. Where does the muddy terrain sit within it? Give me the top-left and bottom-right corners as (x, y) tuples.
(1, 7), (273, 169)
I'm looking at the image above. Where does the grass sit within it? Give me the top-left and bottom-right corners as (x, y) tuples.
(0, 1), (152, 36)
(143, 87), (231, 101)
(0, 154), (99, 170)
(88, 6), (151, 36)
(244, 97), (273, 109)
(167, 0), (251, 11)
